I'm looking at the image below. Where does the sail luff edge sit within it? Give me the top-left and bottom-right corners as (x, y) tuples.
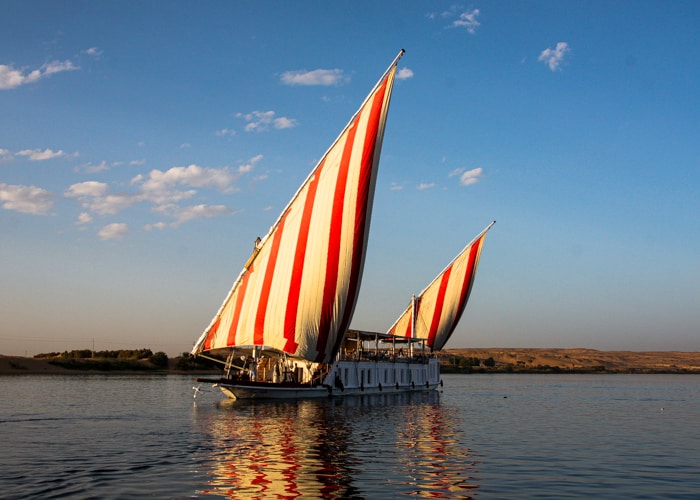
(252, 50), (406, 263)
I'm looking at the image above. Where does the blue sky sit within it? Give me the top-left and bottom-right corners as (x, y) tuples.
(2, 1), (699, 356)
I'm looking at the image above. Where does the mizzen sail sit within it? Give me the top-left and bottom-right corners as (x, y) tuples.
(387, 221), (495, 351)
(192, 51), (404, 363)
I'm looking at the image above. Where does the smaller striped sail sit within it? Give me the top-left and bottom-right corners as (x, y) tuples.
(387, 222), (495, 351)
(192, 51), (404, 364)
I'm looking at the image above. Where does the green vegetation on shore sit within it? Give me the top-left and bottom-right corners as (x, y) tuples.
(27, 349), (222, 373)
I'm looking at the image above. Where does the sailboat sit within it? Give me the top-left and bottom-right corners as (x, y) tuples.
(192, 51), (493, 399)
(386, 222), (495, 351)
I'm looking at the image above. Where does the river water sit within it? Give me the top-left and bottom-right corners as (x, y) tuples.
(1, 373), (698, 498)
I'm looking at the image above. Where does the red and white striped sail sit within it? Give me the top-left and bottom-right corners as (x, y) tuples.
(387, 222), (495, 351)
(192, 52), (403, 363)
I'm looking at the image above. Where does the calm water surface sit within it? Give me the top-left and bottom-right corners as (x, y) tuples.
(1, 373), (698, 498)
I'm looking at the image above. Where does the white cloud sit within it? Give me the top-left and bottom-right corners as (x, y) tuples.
(0, 183), (54, 214)
(459, 167), (484, 186)
(447, 8), (481, 34)
(145, 204), (236, 229)
(16, 148), (76, 161)
(65, 181), (109, 198)
(82, 47), (103, 58)
(170, 204), (233, 226)
(65, 181), (136, 215)
(418, 183), (436, 190)
(0, 60), (78, 90)
(65, 159), (259, 235)
(144, 222), (168, 231)
(76, 212), (93, 225)
(539, 42), (571, 71)
(42, 60), (78, 75)
(397, 67), (414, 80)
(272, 116), (297, 129)
(136, 164), (239, 196)
(236, 110), (298, 132)
(82, 160), (110, 173)
(390, 182), (404, 191)
(216, 128), (236, 137)
(98, 223), (128, 240)
(281, 68), (348, 86)
(0, 148), (12, 162)
(238, 154), (263, 174)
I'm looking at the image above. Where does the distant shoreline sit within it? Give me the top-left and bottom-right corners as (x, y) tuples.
(2, 348), (699, 375)
(0, 355), (219, 376)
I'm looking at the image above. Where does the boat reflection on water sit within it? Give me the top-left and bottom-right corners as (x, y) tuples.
(194, 392), (479, 498)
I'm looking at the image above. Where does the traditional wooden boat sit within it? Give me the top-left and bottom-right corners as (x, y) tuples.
(192, 51), (493, 399)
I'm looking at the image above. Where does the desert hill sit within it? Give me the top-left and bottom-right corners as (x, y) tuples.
(441, 348), (700, 373)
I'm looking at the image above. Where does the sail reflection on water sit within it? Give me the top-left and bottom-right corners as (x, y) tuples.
(194, 393), (479, 498)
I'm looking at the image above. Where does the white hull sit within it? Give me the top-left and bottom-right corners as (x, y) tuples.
(200, 358), (441, 400)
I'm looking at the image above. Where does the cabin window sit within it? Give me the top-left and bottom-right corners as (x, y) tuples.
(367, 370), (371, 384)
(344, 368), (348, 385)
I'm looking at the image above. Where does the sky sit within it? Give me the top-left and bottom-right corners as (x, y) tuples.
(2, 1), (699, 357)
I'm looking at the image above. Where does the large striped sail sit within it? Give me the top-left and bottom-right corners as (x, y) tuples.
(387, 222), (495, 351)
(192, 51), (404, 364)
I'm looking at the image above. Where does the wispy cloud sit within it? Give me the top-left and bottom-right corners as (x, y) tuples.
(16, 148), (77, 161)
(74, 158), (144, 173)
(0, 60), (78, 90)
(236, 111), (297, 132)
(538, 42), (571, 71)
(170, 204), (233, 226)
(78, 160), (110, 173)
(452, 8), (481, 34)
(216, 128), (236, 137)
(281, 68), (348, 86)
(450, 167), (484, 186)
(0, 183), (55, 215)
(417, 183), (436, 191)
(98, 222), (128, 240)
(0, 148), (12, 162)
(81, 47), (103, 58)
(435, 7), (481, 34)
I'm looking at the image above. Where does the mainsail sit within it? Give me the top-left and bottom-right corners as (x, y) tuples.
(192, 51), (404, 364)
(387, 221), (495, 351)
